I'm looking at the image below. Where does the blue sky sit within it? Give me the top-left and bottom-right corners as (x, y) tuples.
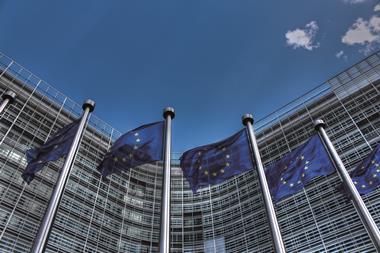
(0, 0), (379, 153)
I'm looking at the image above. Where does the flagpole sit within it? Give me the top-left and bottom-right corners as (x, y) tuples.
(242, 114), (286, 253)
(314, 119), (380, 251)
(159, 107), (175, 253)
(0, 90), (16, 114)
(31, 99), (95, 253)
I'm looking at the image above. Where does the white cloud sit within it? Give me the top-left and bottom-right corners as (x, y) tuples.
(285, 21), (320, 51)
(343, 0), (367, 3)
(342, 18), (379, 45)
(370, 16), (380, 32)
(342, 16), (380, 54)
(374, 4), (380, 11)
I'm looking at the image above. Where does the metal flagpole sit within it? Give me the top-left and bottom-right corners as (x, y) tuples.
(0, 90), (16, 114)
(31, 99), (95, 253)
(159, 107), (175, 253)
(314, 119), (380, 251)
(242, 114), (286, 253)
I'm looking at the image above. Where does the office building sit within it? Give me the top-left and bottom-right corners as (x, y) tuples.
(0, 51), (379, 252)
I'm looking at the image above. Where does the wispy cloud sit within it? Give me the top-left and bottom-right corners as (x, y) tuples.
(343, 0), (367, 4)
(341, 15), (380, 54)
(335, 50), (348, 60)
(285, 21), (320, 51)
(336, 50), (344, 58)
(374, 4), (380, 12)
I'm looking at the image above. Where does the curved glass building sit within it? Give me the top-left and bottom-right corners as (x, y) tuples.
(0, 51), (379, 252)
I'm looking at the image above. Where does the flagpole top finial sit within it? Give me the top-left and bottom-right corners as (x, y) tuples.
(83, 99), (95, 112)
(163, 107), (175, 119)
(314, 119), (326, 130)
(242, 114), (254, 125)
(2, 90), (16, 103)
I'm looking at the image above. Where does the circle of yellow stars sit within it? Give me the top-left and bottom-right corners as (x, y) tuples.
(353, 160), (380, 189)
(111, 131), (142, 163)
(279, 155), (310, 188)
(197, 147), (231, 178)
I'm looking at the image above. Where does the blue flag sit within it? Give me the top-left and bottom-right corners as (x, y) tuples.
(22, 119), (80, 184)
(350, 143), (380, 195)
(266, 134), (335, 202)
(180, 129), (253, 193)
(97, 121), (164, 177)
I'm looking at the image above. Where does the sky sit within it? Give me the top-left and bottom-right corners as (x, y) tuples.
(0, 0), (379, 153)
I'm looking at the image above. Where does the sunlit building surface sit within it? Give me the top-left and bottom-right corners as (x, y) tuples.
(0, 51), (379, 252)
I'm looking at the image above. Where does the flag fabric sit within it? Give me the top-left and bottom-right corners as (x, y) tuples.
(22, 119), (81, 184)
(265, 134), (335, 202)
(97, 121), (164, 177)
(350, 143), (380, 195)
(180, 129), (253, 193)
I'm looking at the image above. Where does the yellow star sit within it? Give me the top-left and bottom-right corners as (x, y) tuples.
(361, 185), (366, 188)
(301, 173), (305, 178)
(113, 157), (118, 162)
(225, 162), (230, 167)
(373, 174), (377, 178)
(289, 183), (294, 187)
(305, 161), (309, 164)
(221, 169), (225, 174)
(204, 171), (208, 176)
(369, 181), (373, 185)
(353, 181), (358, 185)
(122, 157), (127, 162)
(300, 156), (304, 160)
(134, 145), (138, 150)
(212, 172), (217, 177)
(282, 181), (287, 185)
(304, 166), (309, 170)
(136, 138), (141, 142)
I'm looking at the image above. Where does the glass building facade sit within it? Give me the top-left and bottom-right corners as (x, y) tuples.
(0, 51), (379, 252)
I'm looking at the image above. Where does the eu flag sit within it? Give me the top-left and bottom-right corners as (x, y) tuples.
(180, 129), (253, 193)
(350, 144), (380, 195)
(22, 119), (80, 184)
(266, 134), (335, 202)
(97, 121), (164, 177)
